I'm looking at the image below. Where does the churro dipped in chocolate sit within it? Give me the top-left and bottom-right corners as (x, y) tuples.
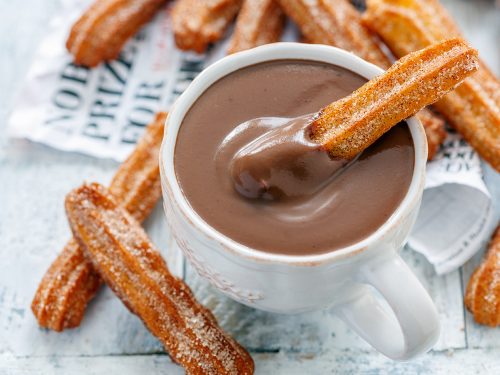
(66, 183), (254, 374)
(363, 0), (500, 171)
(67, 0), (167, 67)
(310, 39), (477, 159)
(227, 0), (285, 54)
(31, 112), (166, 331)
(465, 225), (500, 327)
(230, 39), (478, 200)
(172, 0), (242, 53)
(277, 0), (446, 160)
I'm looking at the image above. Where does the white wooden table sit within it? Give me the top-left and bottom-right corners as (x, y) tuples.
(1, 0), (499, 373)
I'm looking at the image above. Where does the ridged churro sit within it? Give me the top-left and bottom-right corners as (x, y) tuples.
(277, 0), (446, 160)
(66, 183), (254, 374)
(227, 0), (285, 54)
(276, 0), (390, 69)
(465, 225), (500, 327)
(66, 0), (167, 67)
(31, 112), (167, 331)
(363, 0), (500, 171)
(309, 39), (478, 159)
(172, 0), (242, 53)
(418, 108), (446, 160)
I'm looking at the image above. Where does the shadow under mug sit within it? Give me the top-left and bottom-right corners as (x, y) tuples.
(160, 43), (440, 360)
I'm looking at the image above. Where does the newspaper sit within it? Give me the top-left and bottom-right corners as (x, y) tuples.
(7, 0), (496, 274)
(409, 131), (496, 273)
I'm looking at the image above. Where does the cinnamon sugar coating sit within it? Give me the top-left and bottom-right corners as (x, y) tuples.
(67, 0), (166, 67)
(31, 112), (167, 331)
(417, 108), (446, 160)
(227, 0), (285, 54)
(66, 183), (254, 374)
(172, 0), (242, 53)
(276, 0), (391, 69)
(309, 39), (478, 159)
(31, 239), (101, 331)
(276, 0), (446, 160)
(466, 225), (500, 327)
(364, 0), (500, 171)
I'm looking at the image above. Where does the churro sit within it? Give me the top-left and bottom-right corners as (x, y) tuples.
(277, 0), (446, 160)
(31, 112), (167, 331)
(418, 108), (446, 160)
(465, 225), (500, 327)
(309, 39), (478, 159)
(66, 0), (166, 67)
(66, 183), (254, 374)
(276, 0), (390, 69)
(364, 0), (500, 171)
(227, 0), (285, 54)
(172, 0), (242, 53)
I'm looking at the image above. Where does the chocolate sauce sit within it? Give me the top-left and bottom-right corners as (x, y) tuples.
(226, 114), (349, 201)
(175, 60), (414, 255)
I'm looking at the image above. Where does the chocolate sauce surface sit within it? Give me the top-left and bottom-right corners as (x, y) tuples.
(227, 113), (349, 201)
(175, 60), (414, 255)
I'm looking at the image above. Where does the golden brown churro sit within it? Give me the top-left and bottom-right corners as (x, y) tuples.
(277, 0), (446, 160)
(465, 225), (500, 327)
(276, 0), (390, 68)
(66, 183), (254, 374)
(227, 0), (285, 54)
(31, 112), (167, 331)
(67, 0), (167, 67)
(309, 39), (478, 159)
(418, 108), (446, 160)
(172, 0), (243, 53)
(363, 0), (500, 171)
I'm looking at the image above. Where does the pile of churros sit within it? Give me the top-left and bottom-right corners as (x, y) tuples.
(32, 1), (500, 373)
(65, 0), (500, 168)
(32, 113), (254, 374)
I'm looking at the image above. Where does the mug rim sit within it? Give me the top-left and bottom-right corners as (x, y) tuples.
(161, 42), (427, 265)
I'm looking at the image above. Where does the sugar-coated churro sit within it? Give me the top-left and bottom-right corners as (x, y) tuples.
(276, 0), (391, 69)
(363, 0), (500, 171)
(172, 0), (242, 53)
(66, 183), (254, 374)
(227, 0), (285, 54)
(418, 108), (446, 160)
(67, 0), (167, 67)
(309, 39), (478, 159)
(277, 0), (446, 160)
(465, 225), (500, 327)
(31, 112), (167, 331)
(31, 239), (101, 332)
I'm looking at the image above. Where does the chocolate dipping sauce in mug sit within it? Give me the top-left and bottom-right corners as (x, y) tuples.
(174, 60), (414, 256)
(164, 44), (440, 361)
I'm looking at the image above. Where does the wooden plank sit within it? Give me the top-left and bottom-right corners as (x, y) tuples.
(254, 348), (500, 374)
(0, 355), (184, 375)
(2, 348), (500, 375)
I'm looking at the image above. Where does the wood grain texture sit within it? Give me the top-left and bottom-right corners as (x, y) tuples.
(0, 0), (499, 373)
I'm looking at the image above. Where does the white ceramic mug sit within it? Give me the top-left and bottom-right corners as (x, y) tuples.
(160, 43), (440, 360)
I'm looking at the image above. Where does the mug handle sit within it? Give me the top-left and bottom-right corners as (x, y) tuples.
(336, 253), (440, 360)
